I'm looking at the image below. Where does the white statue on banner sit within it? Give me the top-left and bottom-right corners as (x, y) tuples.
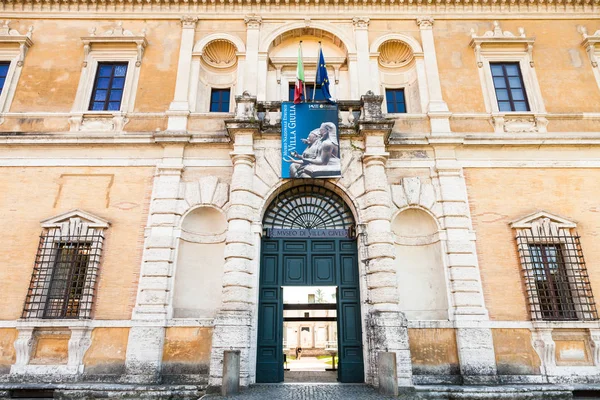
(283, 122), (341, 178)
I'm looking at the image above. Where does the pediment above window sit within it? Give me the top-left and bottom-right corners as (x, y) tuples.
(0, 20), (33, 67)
(81, 22), (147, 67)
(41, 209), (110, 230)
(470, 21), (535, 68)
(510, 210), (576, 236)
(579, 26), (600, 69)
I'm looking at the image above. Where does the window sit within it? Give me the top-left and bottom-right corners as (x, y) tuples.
(43, 243), (93, 318)
(513, 213), (598, 321)
(288, 83), (326, 102)
(385, 88), (406, 113)
(529, 245), (576, 320)
(22, 211), (109, 319)
(210, 88), (231, 112)
(490, 62), (529, 112)
(89, 62), (128, 111)
(0, 61), (9, 95)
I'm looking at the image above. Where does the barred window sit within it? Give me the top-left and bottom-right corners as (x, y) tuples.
(514, 215), (597, 321)
(22, 212), (108, 319)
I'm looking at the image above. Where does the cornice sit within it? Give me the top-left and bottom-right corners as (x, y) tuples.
(0, 0), (599, 15)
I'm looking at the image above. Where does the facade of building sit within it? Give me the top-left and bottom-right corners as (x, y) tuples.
(1, 1), (600, 395)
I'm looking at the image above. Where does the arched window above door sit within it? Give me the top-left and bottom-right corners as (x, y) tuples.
(263, 185), (354, 230)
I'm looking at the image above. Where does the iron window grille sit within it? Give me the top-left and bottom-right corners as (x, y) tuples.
(89, 62), (128, 111)
(516, 228), (597, 321)
(210, 88), (231, 112)
(490, 62), (530, 112)
(385, 88), (406, 113)
(22, 225), (104, 319)
(0, 62), (10, 95)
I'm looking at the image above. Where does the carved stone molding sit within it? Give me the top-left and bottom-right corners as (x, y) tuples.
(13, 328), (34, 366)
(590, 329), (600, 366)
(580, 27), (600, 69)
(68, 114), (130, 132)
(0, 20), (33, 67)
(531, 328), (556, 375)
(67, 327), (92, 372)
(491, 114), (548, 133)
(82, 22), (147, 67)
(352, 17), (370, 29)
(180, 15), (199, 28)
(416, 17), (434, 29)
(470, 21), (535, 68)
(244, 15), (262, 29)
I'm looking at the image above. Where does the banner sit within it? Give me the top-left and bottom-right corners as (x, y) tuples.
(281, 102), (341, 179)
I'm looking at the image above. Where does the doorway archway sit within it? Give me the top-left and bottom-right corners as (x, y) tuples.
(256, 185), (364, 383)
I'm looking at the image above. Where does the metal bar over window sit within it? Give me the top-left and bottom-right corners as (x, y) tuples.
(516, 228), (597, 321)
(22, 226), (104, 319)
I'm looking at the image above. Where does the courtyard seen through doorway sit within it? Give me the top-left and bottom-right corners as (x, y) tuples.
(283, 286), (338, 382)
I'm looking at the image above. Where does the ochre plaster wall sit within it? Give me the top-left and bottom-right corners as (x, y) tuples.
(30, 329), (70, 365)
(492, 328), (541, 375)
(162, 327), (213, 376)
(465, 168), (600, 321)
(0, 329), (17, 374)
(408, 328), (459, 375)
(434, 19), (600, 115)
(0, 166), (153, 320)
(83, 328), (129, 376)
(8, 19), (179, 113)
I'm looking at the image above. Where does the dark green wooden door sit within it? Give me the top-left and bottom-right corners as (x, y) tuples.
(256, 237), (364, 383)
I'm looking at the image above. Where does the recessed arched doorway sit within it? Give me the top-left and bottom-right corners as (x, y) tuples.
(256, 185), (364, 383)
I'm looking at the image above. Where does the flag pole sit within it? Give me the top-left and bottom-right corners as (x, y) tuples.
(300, 41), (307, 103)
(312, 42), (321, 102)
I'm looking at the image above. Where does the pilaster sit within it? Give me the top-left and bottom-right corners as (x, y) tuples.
(125, 132), (190, 383)
(353, 17), (372, 96)
(433, 145), (497, 382)
(244, 16), (262, 98)
(359, 92), (412, 387)
(209, 92), (261, 388)
(416, 17), (451, 134)
(167, 16), (198, 131)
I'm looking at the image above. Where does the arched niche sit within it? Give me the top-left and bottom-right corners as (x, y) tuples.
(266, 27), (350, 101)
(392, 208), (448, 320)
(173, 206), (227, 318)
(371, 35), (426, 114)
(191, 34), (245, 112)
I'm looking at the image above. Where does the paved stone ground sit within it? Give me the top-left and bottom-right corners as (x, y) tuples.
(204, 384), (398, 399)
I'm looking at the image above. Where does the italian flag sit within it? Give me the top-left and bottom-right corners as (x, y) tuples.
(293, 43), (305, 104)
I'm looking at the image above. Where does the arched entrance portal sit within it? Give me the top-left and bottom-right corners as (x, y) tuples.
(256, 185), (364, 383)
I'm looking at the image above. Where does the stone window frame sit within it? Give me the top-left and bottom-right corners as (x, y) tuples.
(579, 27), (600, 92)
(0, 21), (33, 114)
(69, 22), (147, 132)
(470, 21), (548, 133)
(21, 209), (110, 321)
(510, 211), (598, 323)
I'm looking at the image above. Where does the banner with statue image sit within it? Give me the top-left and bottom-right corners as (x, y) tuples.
(281, 102), (341, 179)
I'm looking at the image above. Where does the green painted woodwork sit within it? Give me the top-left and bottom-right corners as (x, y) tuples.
(256, 237), (364, 383)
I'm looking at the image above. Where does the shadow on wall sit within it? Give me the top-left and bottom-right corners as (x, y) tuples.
(393, 208), (449, 320)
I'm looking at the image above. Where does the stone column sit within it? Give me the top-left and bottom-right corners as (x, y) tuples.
(243, 16), (262, 97)
(433, 146), (497, 383)
(359, 92), (412, 388)
(167, 16), (199, 131)
(209, 92), (261, 388)
(125, 133), (189, 383)
(353, 17), (372, 96)
(416, 17), (451, 134)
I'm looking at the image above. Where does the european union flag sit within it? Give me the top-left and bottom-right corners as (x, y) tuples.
(316, 47), (335, 103)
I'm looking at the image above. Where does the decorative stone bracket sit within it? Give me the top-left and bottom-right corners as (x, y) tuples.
(491, 113), (548, 133)
(0, 20), (33, 67)
(68, 113), (129, 132)
(81, 22), (147, 68)
(531, 328), (556, 376)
